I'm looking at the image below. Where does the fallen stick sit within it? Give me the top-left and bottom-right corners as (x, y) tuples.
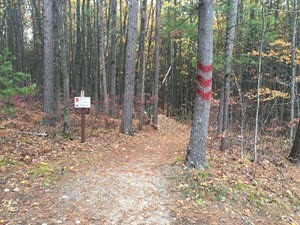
(19, 131), (48, 137)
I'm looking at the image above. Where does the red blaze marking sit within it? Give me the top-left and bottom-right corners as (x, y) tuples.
(196, 75), (213, 87)
(198, 61), (213, 73)
(197, 89), (212, 101)
(75, 98), (79, 102)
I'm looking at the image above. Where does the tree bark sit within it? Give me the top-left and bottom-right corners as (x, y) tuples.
(74, 0), (81, 95)
(290, 0), (298, 140)
(152, 0), (161, 128)
(290, 121), (300, 164)
(220, 0), (238, 151)
(138, 0), (148, 130)
(15, 0), (24, 73)
(99, 0), (109, 116)
(254, 1), (265, 163)
(53, 0), (61, 119)
(59, 0), (71, 134)
(121, 0), (139, 135)
(43, 0), (55, 126)
(110, 0), (117, 117)
(186, 0), (214, 170)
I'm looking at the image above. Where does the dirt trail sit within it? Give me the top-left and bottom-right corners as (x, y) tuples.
(47, 116), (189, 224)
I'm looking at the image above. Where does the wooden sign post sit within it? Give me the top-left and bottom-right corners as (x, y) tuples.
(74, 90), (91, 143)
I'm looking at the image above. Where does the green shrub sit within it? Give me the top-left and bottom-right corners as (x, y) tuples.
(0, 49), (35, 114)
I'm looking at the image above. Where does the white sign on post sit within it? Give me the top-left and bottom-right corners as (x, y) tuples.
(74, 97), (91, 108)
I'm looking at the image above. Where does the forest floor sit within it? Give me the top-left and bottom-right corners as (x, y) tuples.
(0, 103), (300, 225)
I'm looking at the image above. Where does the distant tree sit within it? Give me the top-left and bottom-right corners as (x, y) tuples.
(219, 0), (238, 151)
(186, 0), (214, 170)
(121, 0), (139, 135)
(138, 0), (148, 130)
(59, 0), (71, 135)
(110, 0), (117, 117)
(290, 0), (298, 141)
(99, 0), (109, 116)
(43, 0), (55, 126)
(152, 0), (161, 128)
(74, 0), (81, 95)
(290, 121), (300, 164)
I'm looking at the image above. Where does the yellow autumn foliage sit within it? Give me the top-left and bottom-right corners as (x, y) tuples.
(250, 39), (300, 65)
(246, 87), (290, 101)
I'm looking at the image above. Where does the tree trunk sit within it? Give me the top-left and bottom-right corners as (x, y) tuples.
(94, 0), (100, 114)
(121, 0), (139, 135)
(43, 0), (55, 126)
(254, 1), (265, 163)
(290, 0), (298, 141)
(59, 0), (71, 134)
(290, 121), (300, 164)
(53, 0), (61, 119)
(152, 0), (161, 128)
(220, 0), (238, 151)
(99, 0), (109, 116)
(74, 0), (81, 95)
(186, 0), (214, 170)
(138, 0), (148, 130)
(110, 0), (117, 117)
(15, 0), (24, 72)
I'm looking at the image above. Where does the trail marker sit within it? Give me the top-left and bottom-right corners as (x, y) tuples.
(74, 90), (91, 143)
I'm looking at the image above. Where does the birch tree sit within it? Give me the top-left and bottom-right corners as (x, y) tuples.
(186, 0), (214, 170)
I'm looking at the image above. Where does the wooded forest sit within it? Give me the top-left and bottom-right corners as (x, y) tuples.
(0, 0), (300, 223)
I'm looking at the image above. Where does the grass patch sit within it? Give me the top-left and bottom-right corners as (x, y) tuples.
(234, 181), (251, 192)
(29, 163), (59, 187)
(61, 132), (71, 140)
(208, 184), (230, 201)
(0, 157), (19, 167)
(29, 163), (54, 177)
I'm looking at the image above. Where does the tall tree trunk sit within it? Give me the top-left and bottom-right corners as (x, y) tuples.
(94, 0), (100, 114)
(74, 0), (81, 95)
(80, 0), (86, 91)
(254, 1), (265, 163)
(85, 0), (92, 95)
(121, 0), (139, 135)
(59, 0), (71, 134)
(53, 0), (61, 119)
(186, 0), (214, 170)
(138, 0), (148, 130)
(99, 0), (109, 116)
(43, 0), (55, 126)
(289, 121), (300, 164)
(110, 0), (117, 117)
(220, 0), (238, 151)
(15, 0), (24, 72)
(290, 0), (298, 140)
(152, 0), (161, 128)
